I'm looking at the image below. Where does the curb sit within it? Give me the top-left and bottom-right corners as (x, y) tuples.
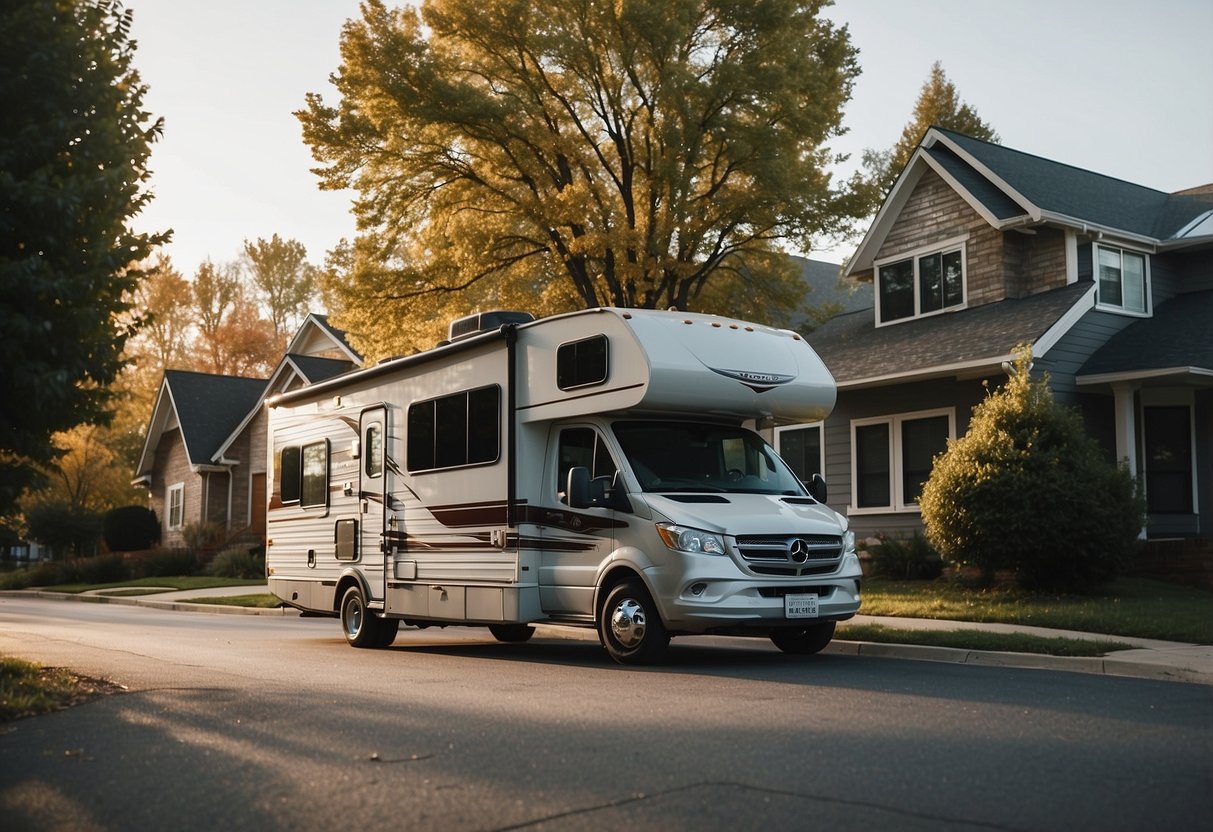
(1, 589), (300, 617)
(822, 639), (1211, 685)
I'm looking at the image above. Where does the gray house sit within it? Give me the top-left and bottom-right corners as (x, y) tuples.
(133, 314), (361, 548)
(773, 127), (1212, 543)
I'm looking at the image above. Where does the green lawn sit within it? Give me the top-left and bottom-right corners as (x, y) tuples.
(860, 577), (1213, 644)
(44, 576), (263, 594)
(836, 623), (1132, 656)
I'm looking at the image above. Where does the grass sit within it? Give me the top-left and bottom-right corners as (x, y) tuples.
(836, 623), (1132, 656)
(0, 656), (123, 722)
(181, 593), (284, 608)
(43, 576), (263, 594)
(860, 576), (1213, 644)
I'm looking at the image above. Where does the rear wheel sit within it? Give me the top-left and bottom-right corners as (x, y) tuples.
(340, 584), (387, 648)
(488, 623), (535, 643)
(598, 578), (669, 665)
(770, 621), (836, 655)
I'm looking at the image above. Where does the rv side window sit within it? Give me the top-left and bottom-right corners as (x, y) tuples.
(301, 440), (330, 508)
(280, 446), (302, 504)
(365, 423), (383, 478)
(557, 335), (609, 390)
(408, 386), (500, 472)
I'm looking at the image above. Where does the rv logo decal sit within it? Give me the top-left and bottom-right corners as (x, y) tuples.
(709, 367), (796, 393)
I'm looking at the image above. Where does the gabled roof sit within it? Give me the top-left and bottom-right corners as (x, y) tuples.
(805, 283), (1093, 388)
(848, 128), (1213, 274)
(795, 256), (873, 314)
(1077, 290), (1213, 386)
(285, 313), (362, 364)
(133, 370), (267, 479)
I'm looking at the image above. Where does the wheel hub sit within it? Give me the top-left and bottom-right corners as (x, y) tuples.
(610, 598), (647, 647)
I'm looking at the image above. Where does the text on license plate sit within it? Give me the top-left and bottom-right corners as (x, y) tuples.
(784, 593), (819, 619)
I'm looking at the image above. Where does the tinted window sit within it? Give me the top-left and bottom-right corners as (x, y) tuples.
(301, 441), (329, 508)
(557, 335), (609, 389)
(280, 446), (301, 504)
(408, 386), (500, 472)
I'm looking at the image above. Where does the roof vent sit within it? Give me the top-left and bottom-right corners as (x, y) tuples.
(448, 310), (535, 341)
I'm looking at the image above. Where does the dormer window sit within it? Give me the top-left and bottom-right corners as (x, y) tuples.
(1096, 245), (1148, 315)
(875, 237), (967, 325)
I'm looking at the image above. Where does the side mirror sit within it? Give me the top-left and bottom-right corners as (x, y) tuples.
(807, 473), (827, 503)
(566, 466), (592, 509)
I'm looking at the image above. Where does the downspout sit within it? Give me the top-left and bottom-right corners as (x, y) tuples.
(504, 323), (519, 529)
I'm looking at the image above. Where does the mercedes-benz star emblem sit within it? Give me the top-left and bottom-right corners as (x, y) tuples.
(788, 538), (809, 563)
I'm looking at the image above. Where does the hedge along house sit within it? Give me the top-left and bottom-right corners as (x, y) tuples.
(133, 314), (361, 548)
(774, 128), (1213, 543)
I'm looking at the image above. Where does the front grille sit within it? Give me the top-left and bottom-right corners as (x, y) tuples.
(757, 585), (835, 599)
(734, 534), (843, 577)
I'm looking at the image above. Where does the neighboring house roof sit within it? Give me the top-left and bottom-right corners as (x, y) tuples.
(133, 370), (268, 480)
(285, 313), (363, 364)
(1077, 289), (1213, 385)
(805, 283), (1093, 388)
(849, 128), (1213, 274)
(794, 255), (873, 314)
(288, 353), (355, 383)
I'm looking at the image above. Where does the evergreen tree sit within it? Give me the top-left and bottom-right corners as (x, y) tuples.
(864, 61), (999, 201)
(0, 0), (167, 512)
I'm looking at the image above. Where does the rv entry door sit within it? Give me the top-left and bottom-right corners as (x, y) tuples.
(359, 406), (389, 601)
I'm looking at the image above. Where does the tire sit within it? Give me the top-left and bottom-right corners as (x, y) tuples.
(375, 617), (400, 648)
(488, 623), (535, 643)
(770, 621), (836, 655)
(598, 578), (670, 665)
(340, 584), (386, 648)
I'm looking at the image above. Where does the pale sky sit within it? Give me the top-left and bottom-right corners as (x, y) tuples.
(128, 0), (1213, 272)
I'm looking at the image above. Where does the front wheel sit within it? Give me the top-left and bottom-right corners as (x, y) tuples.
(598, 578), (670, 665)
(340, 584), (389, 648)
(770, 621), (836, 655)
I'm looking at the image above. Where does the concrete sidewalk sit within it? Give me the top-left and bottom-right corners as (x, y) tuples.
(7, 584), (1211, 685)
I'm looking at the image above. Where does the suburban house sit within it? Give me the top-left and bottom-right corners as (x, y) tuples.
(133, 314), (362, 548)
(774, 127), (1213, 546)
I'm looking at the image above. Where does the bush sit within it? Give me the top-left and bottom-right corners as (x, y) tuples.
(76, 554), (130, 584)
(205, 548), (265, 579)
(138, 548), (200, 578)
(25, 501), (102, 557)
(102, 505), (160, 552)
(182, 521), (225, 552)
(866, 532), (944, 580)
(919, 347), (1144, 593)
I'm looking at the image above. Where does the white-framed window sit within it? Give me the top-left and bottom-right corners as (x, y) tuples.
(1095, 244), (1149, 315)
(875, 236), (967, 325)
(775, 422), (825, 486)
(850, 408), (955, 513)
(167, 482), (184, 530)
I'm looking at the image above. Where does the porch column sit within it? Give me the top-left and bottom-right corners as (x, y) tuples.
(1112, 383), (1139, 477)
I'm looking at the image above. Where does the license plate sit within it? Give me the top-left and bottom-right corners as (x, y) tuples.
(784, 593), (819, 619)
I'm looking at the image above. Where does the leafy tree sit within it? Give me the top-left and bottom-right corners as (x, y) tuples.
(919, 347), (1143, 593)
(0, 0), (167, 513)
(299, 0), (865, 358)
(26, 500), (102, 558)
(242, 234), (318, 339)
(863, 61), (999, 201)
(192, 258), (242, 368)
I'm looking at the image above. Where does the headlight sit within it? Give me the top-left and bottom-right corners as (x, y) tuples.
(656, 523), (726, 555)
(842, 529), (856, 555)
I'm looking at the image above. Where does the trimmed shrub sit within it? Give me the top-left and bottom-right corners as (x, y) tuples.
(182, 521), (224, 552)
(138, 548), (200, 578)
(102, 505), (160, 552)
(76, 554), (130, 584)
(919, 347), (1144, 593)
(866, 532), (944, 580)
(205, 548), (265, 579)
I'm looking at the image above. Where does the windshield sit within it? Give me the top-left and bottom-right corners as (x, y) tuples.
(612, 421), (807, 496)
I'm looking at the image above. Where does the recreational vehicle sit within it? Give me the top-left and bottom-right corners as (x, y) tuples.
(265, 307), (861, 664)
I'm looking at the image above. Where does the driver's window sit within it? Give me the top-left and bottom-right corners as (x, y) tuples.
(557, 428), (617, 503)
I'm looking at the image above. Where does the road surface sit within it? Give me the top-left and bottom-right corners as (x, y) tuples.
(1, 596), (1210, 831)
